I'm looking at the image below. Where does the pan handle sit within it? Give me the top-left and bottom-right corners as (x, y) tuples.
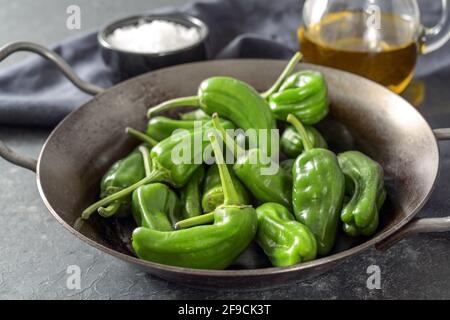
(0, 42), (105, 172)
(434, 128), (450, 140)
(376, 128), (450, 251)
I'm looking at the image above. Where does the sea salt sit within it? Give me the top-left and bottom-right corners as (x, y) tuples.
(107, 20), (202, 53)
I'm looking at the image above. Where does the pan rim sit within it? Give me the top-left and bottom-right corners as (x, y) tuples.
(35, 59), (440, 278)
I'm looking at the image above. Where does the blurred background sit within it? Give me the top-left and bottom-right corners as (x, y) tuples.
(0, 0), (190, 69)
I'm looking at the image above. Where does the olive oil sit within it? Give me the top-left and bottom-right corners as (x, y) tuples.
(299, 11), (419, 93)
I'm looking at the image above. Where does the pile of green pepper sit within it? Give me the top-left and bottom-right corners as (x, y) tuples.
(80, 53), (387, 270)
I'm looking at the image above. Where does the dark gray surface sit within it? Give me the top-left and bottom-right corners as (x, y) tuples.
(1, 0), (450, 300)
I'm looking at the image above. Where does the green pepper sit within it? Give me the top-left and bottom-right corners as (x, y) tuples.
(146, 77), (276, 155)
(180, 109), (210, 121)
(146, 116), (208, 141)
(212, 114), (292, 209)
(288, 114), (345, 255)
(201, 164), (250, 213)
(179, 166), (205, 219)
(256, 203), (317, 267)
(132, 183), (181, 231)
(97, 146), (148, 218)
(281, 125), (327, 158)
(149, 119), (234, 187)
(81, 120), (235, 220)
(338, 151), (386, 237)
(269, 71), (329, 125)
(132, 133), (257, 269)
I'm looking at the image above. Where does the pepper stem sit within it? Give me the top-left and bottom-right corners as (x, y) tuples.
(211, 113), (245, 158)
(98, 201), (120, 218)
(287, 114), (313, 151)
(126, 127), (158, 147)
(147, 96), (200, 118)
(261, 52), (303, 99)
(138, 145), (152, 177)
(81, 170), (166, 220)
(174, 212), (215, 230)
(209, 132), (241, 206)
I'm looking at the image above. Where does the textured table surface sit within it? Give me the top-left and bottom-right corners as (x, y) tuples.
(1, 0), (450, 300)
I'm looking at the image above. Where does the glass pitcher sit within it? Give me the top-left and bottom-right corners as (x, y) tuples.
(299, 0), (450, 93)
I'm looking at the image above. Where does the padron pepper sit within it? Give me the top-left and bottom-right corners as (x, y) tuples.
(281, 125), (327, 158)
(201, 164), (250, 213)
(288, 114), (345, 256)
(148, 119), (234, 187)
(147, 116), (208, 142)
(179, 166), (205, 219)
(146, 76), (276, 155)
(132, 132), (257, 269)
(132, 183), (181, 231)
(256, 203), (317, 267)
(97, 145), (148, 218)
(269, 70), (329, 125)
(212, 114), (292, 209)
(81, 120), (235, 220)
(180, 109), (210, 121)
(338, 151), (386, 237)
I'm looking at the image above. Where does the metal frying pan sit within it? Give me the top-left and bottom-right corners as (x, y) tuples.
(1, 42), (450, 289)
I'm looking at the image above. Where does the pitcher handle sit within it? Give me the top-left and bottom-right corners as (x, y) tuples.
(421, 0), (450, 54)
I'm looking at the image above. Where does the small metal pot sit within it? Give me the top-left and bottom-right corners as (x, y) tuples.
(98, 13), (209, 82)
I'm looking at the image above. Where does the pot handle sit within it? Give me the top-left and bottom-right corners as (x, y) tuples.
(376, 128), (450, 251)
(0, 42), (104, 173)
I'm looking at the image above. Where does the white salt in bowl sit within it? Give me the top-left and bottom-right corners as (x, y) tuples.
(98, 14), (209, 82)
